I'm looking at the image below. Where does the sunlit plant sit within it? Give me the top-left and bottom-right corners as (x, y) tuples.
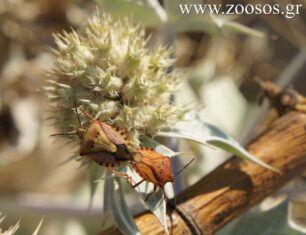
(46, 9), (278, 235)
(47, 12), (184, 148)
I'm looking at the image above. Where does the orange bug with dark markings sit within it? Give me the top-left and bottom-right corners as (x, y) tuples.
(129, 148), (194, 201)
(52, 104), (193, 193)
(52, 104), (134, 180)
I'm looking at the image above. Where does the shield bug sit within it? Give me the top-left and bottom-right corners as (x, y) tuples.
(76, 107), (133, 164)
(51, 103), (134, 179)
(130, 148), (194, 201)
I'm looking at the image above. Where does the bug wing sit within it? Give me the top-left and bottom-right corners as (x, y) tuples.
(133, 149), (174, 186)
(114, 144), (134, 161)
(101, 123), (133, 160)
(80, 121), (117, 155)
(86, 151), (116, 166)
(132, 156), (160, 186)
(101, 123), (126, 145)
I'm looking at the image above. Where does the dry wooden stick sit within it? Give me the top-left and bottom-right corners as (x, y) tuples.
(102, 110), (306, 235)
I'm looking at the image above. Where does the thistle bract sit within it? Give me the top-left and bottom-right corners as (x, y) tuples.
(46, 12), (184, 148)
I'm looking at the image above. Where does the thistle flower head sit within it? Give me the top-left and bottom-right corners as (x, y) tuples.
(46, 12), (185, 148)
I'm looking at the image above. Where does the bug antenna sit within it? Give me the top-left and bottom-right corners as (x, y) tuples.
(74, 100), (82, 128)
(50, 132), (77, 137)
(79, 107), (96, 121)
(174, 157), (195, 177)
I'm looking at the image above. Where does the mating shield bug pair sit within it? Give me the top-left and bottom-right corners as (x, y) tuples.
(52, 104), (193, 201)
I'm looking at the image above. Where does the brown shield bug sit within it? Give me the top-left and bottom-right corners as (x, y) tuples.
(52, 103), (134, 180)
(129, 148), (194, 201)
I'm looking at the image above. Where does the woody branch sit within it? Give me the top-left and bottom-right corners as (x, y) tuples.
(102, 102), (306, 234)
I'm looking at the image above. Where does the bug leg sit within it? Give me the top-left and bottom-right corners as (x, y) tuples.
(145, 185), (157, 202)
(79, 107), (96, 121)
(107, 167), (132, 184)
(132, 179), (145, 188)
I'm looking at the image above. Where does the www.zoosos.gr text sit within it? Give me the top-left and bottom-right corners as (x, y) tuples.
(179, 4), (303, 19)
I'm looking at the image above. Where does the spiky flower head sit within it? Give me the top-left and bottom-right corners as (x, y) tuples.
(45, 12), (185, 147)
